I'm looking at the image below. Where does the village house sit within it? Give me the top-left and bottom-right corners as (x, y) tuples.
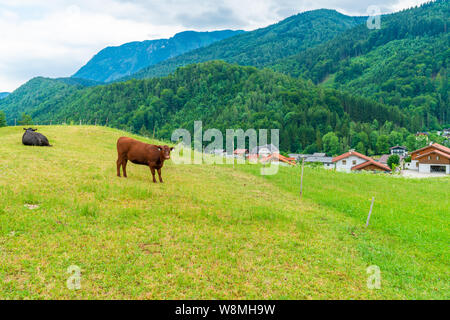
(378, 146), (408, 166)
(288, 154), (309, 161)
(415, 132), (429, 142)
(333, 150), (391, 173)
(304, 153), (334, 169)
(333, 150), (373, 172)
(390, 145), (408, 157)
(261, 153), (296, 166)
(289, 153), (334, 169)
(376, 154), (390, 165)
(442, 128), (450, 138)
(407, 142), (450, 174)
(233, 149), (248, 158)
(351, 159), (391, 172)
(250, 144), (279, 157)
(212, 149), (225, 156)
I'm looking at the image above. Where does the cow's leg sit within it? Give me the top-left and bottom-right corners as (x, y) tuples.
(150, 167), (157, 183)
(157, 168), (163, 183)
(122, 159), (128, 178)
(116, 158), (122, 177)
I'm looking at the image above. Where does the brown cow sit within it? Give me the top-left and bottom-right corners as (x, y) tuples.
(116, 137), (173, 183)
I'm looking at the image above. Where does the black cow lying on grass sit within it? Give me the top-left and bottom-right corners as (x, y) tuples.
(22, 128), (52, 146)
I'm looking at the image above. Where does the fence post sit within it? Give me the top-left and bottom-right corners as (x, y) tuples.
(366, 197), (375, 227)
(300, 157), (305, 198)
(232, 139), (235, 169)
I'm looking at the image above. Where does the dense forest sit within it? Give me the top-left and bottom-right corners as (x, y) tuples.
(273, 0), (449, 127)
(0, 61), (431, 155)
(0, 77), (99, 122)
(124, 9), (366, 80)
(128, 1), (448, 129)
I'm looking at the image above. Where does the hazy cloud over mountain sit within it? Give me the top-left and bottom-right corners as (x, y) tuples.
(0, 0), (429, 91)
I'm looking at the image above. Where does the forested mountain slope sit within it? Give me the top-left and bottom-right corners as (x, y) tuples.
(1, 61), (413, 155)
(0, 77), (100, 122)
(72, 30), (243, 82)
(124, 9), (366, 80)
(273, 0), (449, 127)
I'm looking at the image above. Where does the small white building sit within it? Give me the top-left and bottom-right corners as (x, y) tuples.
(250, 144), (279, 157)
(390, 145), (408, 157)
(305, 153), (334, 169)
(212, 149), (225, 156)
(443, 128), (450, 138)
(332, 150), (373, 173)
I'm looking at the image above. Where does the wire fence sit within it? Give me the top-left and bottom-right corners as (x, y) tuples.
(11, 118), (144, 138)
(12, 118), (110, 127)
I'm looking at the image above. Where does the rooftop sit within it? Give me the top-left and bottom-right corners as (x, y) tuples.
(332, 150), (372, 163)
(305, 156), (333, 163)
(351, 160), (391, 172)
(250, 144), (279, 155)
(412, 142), (450, 155)
(390, 145), (407, 150)
(416, 149), (450, 160)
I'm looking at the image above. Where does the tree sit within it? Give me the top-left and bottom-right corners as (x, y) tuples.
(322, 132), (339, 155)
(18, 113), (33, 125)
(387, 154), (400, 169)
(376, 135), (390, 154)
(369, 131), (379, 151)
(406, 134), (417, 152)
(356, 141), (366, 154)
(304, 143), (318, 154)
(0, 111), (6, 127)
(388, 131), (402, 146)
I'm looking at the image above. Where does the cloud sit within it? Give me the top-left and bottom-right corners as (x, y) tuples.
(176, 6), (247, 29)
(0, 0), (431, 92)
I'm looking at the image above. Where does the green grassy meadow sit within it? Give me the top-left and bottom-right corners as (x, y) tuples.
(0, 126), (448, 299)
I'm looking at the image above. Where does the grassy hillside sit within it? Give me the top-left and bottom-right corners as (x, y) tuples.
(0, 126), (448, 299)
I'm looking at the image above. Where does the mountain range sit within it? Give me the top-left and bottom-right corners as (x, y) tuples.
(122, 9), (367, 81)
(1, 1), (448, 155)
(72, 30), (244, 82)
(0, 92), (10, 99)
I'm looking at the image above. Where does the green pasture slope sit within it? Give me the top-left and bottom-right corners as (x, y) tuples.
(0, 126), (448, 299)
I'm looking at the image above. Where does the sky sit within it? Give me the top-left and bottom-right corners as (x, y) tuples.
(0, 0), (430, 92)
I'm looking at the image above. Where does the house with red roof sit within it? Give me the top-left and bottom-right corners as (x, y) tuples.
(332, 150), (391, 173)
(261, 153), (296, 166)
(408, 142), (450, 174)
(351, 159), (392, 172)
(233, 149), (248, 158)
